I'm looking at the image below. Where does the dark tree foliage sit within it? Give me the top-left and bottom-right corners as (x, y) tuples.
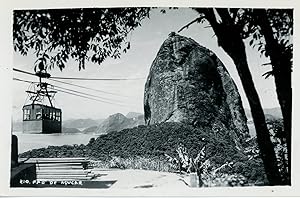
(252, 10), (292, 184)
(13, 8), (151, 71)
(221, 10), (293, 179)
(191, 8), (283, 185)
(225, 8), (293, 184)
(178, 10), (293, 174)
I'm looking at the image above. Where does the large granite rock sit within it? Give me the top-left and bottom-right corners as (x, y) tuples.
(144, 33), (249, 143)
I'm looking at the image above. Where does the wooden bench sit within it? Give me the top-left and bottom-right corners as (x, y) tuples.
(20, 158), (94, 181)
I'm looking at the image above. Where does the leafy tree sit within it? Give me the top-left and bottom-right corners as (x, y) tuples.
(189, 8), (283, 185)
(178, 9), (293, 184)
(251, 9), (292, 184)
(219, 9), (292, 182)
(13, 8), (151, 71)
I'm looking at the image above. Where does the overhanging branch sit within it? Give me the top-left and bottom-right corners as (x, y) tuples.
(177, 16), (205, 33)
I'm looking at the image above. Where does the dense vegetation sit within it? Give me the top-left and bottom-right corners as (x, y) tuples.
(20, 122), (267, 185)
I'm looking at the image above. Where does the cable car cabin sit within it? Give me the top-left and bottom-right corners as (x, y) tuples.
(22, 104), (62, 134)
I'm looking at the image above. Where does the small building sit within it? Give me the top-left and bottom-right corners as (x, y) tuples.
(22, 104), (62, 134)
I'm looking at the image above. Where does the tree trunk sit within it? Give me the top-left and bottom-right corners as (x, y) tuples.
(254, 9), (292, 184)
(193, 8), (283, 185)
(226, 43), (282, 185)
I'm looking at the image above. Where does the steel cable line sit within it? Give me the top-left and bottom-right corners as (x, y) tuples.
(50, 76), (145, 80)
(13, 77), (137, 107)
(48, 78), (130, 98)
(13, 77), (38, 84)
(52, 84), (125, 103)
(13, 67), (135, 97)
(50, 87), (134, 107)
(13, 67), (145, 81)
(13, 68), (37, 77)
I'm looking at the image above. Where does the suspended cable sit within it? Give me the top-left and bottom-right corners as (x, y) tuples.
(13, 77), (133, 104)
(48, 78), (130, 98)
(13, 67), (145, 81)
(52, 84), (125, 103)
(14, 77), (137, 108)
(14, 67), (139, 98)
(50, 87), (132, 107)
(13, 68), (36, 77)
(13, 77), (37, 84)
(50, 76), (145, 80)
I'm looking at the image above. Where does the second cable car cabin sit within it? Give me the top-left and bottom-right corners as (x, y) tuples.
(22, 69), (62, 134)
(23, 104), (62, 134)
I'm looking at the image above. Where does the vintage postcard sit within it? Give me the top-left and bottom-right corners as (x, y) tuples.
(0, 0), (299, 196)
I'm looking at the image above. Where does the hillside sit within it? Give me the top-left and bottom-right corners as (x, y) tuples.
(96, 113), (144, 134)
(20, 122), (266, 183)
(62, 127), (81, 133)
(126, 112), (143, 119)
(245, 107), (282, 120)
(63, 118), (103, 129)
(11, 114), (144, 134)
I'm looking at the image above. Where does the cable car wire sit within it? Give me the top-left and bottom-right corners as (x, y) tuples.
(52, 84), (125, 103)
(13, 68), (37, 77)
(50, 87), (132, 107)
(13, 77), (136, 107)
(13, 67), (145, 81)
(50, 76), (145, 80)
(48, 78), (130, 98)
(13, 77), (38, 84)
(14, 67), (137, 97)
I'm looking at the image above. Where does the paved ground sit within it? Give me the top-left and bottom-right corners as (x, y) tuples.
(91, 168), (191, 189)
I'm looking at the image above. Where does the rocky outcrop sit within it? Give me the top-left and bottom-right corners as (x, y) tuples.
(144, 33), (249, 142)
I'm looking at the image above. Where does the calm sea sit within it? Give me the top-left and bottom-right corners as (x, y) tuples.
(12, 132), (99, 154)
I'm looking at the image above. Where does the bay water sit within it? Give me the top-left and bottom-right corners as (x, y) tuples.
(12, 132), (99, 154)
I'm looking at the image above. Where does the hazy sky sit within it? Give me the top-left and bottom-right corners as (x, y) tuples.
(13, 8), (279, 121)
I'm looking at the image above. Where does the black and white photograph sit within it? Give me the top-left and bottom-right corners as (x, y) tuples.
(1, 0), (299, 196)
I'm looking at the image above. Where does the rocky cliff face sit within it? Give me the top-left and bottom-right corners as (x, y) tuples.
(144, 33), (249, 143)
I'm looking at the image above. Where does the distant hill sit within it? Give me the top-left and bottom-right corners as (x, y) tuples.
(83, 126), (98, 133)
(62, 127), (82, 133)
(126, 112), (143, 119)
(11, 122), (82, 133)
(12, 118), (102, 133)
(245, 107), (282, 120)
(12, 108), (282, 133)
(63, 118), (103, 129)
(96, 113), (145, 134)
(264, 107), (283, 118)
